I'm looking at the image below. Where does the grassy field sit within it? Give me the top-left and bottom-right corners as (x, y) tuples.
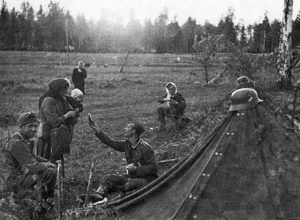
(0, 50), (287, 211)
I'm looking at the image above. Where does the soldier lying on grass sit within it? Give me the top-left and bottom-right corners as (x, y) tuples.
(88, 116), (158, 199)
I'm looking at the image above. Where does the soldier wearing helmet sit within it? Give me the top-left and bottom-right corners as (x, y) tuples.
(223, 76), (257, 110)
(229, 88), (263, 111)
(236, 76), (255, 89)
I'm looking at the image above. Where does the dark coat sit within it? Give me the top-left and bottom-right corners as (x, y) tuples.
(158, 92), (186, 116)
(38, 96), (73, 160)
(39, 96), (71, 138)
(72, 67), (87, 93)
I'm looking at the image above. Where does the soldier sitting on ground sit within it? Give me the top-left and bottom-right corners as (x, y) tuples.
(157, 82), (187, 131)
(0, 112), (57, 202)
(88, 117), (158, 199)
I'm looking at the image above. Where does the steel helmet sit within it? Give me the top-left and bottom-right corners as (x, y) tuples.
(237, 76), (250, 85)
(229, 88), (263, 111)
(236, 75), (255, 89)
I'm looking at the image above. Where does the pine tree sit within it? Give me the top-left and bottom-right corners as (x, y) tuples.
(153, 8), (168, 53)
(217, 7), (237, 46)
(239, 25), (247, 48)
(270, 19), (281, 51)
(142, 19), (154, 52)
(182, 17), (197, 53)
(167, 19), (183, 53)
(0, 0), (9, 49)
(6, 7), (18, 50)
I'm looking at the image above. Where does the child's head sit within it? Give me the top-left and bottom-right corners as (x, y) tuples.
(71, 88), (84, 102)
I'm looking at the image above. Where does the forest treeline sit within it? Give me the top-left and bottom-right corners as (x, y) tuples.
(1, 0), (300, 53)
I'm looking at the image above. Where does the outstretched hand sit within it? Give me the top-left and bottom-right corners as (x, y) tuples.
(88, 114), (100, 133)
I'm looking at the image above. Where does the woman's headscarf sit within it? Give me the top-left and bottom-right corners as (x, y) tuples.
(77, 61), (84, 68)
(48, 78), (70, 93)
(165, 82), (177, 107)
(39, 78), (70, 109)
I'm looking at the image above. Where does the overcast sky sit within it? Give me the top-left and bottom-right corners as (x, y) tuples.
(5, 0), (300, 26)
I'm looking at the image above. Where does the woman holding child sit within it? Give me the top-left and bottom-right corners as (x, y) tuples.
(37, 78), (82, 163)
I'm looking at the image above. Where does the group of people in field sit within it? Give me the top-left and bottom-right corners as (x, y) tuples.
(1, 57), (259, 213)
(0, 60), (191, 208)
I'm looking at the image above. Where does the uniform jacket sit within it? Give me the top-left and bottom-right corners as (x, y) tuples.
(0, 133), (50, 191)
(95, 130), (158, 181)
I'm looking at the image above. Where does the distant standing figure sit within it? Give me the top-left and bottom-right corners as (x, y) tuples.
(72, 61), (87, 94)
(157, 82), (186, 131)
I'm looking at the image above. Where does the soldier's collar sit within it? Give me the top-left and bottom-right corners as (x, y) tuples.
(132, 139), (142, 149)
(15, 132), (31, 146)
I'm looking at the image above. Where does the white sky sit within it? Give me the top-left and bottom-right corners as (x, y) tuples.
(5, 0), (300, 26)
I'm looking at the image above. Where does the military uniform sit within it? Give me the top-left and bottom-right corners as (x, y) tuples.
(95, 129), (158, 194)
(0, 132), (56, 198)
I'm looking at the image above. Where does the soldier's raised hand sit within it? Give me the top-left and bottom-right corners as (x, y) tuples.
(88, 113), (100, 133)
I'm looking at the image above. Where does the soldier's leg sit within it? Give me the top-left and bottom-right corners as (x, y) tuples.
(20, 174), (38, 190)
(125, 178), (149, 192)
(96, 174), (127, 196)
(39, 167), (57, 199)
